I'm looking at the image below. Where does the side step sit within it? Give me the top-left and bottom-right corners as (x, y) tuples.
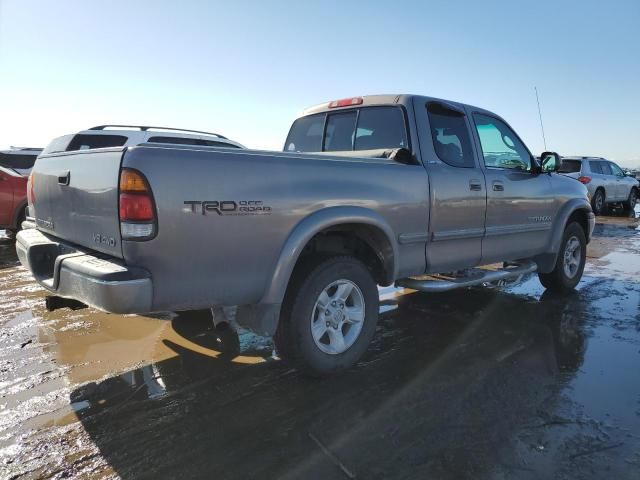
(396, 261), (538, 293)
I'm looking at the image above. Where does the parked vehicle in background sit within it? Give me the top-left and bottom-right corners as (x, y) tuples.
(0, 147), (42, 235)
(624, 168), (640, 181)
(559, 157), (639, 214)
(42, 125), (245, 154)
(17, 94), (594, 376)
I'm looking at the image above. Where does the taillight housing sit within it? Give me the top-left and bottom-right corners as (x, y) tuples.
(27, 172), (35, 205)
(119, 168), (157, 240)
(577, 176), (592, 184)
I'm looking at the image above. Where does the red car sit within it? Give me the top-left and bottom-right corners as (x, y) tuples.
(0, 148), (42, 236)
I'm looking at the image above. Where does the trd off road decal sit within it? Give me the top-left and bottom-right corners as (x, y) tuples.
(183, 200), (272, 216)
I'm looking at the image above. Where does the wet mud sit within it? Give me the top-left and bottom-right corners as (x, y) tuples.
(0, 212), (639, 479)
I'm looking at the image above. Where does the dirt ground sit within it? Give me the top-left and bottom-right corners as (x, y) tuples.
(1, 211), (639, 479)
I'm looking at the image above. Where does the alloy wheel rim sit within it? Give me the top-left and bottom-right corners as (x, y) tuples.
(595, 193), (603, 210)
(563, 236), (582, 279)
(310, 279), (365, 355)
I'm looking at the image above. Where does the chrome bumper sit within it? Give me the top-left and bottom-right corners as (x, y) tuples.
(15, 228), (152, 314)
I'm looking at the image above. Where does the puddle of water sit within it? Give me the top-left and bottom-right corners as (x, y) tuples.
(569, 323), (640, 429)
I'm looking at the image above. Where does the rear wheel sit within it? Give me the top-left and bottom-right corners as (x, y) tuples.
(275, 256), (379, 376)
(538, 222), (586, 292)
(6, 205), (27, 239)
(591, 189), (606, 215)
(624, 188), (637, 211)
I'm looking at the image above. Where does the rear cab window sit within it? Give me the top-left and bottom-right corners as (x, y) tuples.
(285, 106), (408, 154)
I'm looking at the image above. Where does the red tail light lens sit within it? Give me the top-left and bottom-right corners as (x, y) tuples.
(119, 193), (154, 221)
(328, 97), (364, 108)
(119, 169), (156, 239)
(577, 176), (592, 184)
(27, 172), (35, 204)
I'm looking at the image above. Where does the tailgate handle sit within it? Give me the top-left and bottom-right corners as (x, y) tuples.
(58, 171), (70, 186)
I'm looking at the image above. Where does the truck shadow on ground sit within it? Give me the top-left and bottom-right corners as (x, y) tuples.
(70, 284), (590, 480)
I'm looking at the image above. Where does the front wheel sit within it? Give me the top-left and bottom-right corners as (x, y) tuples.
(275, 256), (379, 377)
(624, 188), (637, 211)
(538, 222), (586, 292)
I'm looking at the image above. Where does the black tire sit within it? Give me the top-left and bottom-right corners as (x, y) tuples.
(6, 205), (27, 239)
(275, 256), (379, 377)
(538, 222), (586, 292)
(624, 188), (638, 211)
(591, 189), (606, 215)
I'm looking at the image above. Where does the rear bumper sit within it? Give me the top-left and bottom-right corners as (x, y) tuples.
(15, 228), (152, 314)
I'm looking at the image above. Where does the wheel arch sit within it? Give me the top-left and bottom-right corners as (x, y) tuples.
(10, 199), (28, 230)
(535, 199), (592, 273)
(260, 206), (398, 306)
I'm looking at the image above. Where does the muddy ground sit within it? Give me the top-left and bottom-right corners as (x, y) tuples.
(1, 211), (639, 480)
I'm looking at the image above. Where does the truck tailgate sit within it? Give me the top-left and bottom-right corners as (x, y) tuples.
(31, 148), (124, 258)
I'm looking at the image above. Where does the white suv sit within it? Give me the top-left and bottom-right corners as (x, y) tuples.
(559, 156), (639, 214)
(42, 125), (245, 154)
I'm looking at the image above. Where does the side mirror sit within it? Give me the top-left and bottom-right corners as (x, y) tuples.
(540, 151), (562, 173)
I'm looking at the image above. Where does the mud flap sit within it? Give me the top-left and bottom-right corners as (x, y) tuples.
(235, 303), (281, 337)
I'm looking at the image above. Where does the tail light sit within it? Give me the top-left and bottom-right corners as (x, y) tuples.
(577, 176), (592, 184)
(27, 172), (35, 204)
(328, 97), (364, 108)
(119, 168), (157, 240)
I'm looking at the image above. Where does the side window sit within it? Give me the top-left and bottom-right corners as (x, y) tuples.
(66, 134), (128, 151)
(324, 111), (357, 151)
(284, 113), (326, 152)
(610, 162), (624, 177)
(589, 161), (602, 174)
(473, 114), (532, 171)
(147, 136), (240, 148)
(426, 103), (475, 168)
(600, 162), (613, 176)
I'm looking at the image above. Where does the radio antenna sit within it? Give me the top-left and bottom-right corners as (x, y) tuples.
(534, 86), (547, 150)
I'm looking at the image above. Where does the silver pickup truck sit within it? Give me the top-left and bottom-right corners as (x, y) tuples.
(16, 94), (595, 375)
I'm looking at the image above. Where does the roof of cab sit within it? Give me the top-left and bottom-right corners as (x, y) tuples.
(300, 93), (494, 118)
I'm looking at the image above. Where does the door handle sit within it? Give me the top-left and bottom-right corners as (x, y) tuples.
(492, 181), (504, 192)
(469, 180), (483, 191)
(58, 171), (70, 186)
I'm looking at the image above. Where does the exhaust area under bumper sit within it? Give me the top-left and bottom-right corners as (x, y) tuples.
(15, 228), (152, 314)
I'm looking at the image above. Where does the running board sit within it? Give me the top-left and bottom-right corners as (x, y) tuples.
(396, 261), (538, 292)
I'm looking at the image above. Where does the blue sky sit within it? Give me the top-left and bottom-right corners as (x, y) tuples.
(1, 0), (638, 166)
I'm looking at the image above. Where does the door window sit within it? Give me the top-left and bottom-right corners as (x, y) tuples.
(589, 161), (602, 174)
(600, 162), (613, 176)
(610, 162), (625, 177)
(426, 103), (475, 168)
(473, 114), (532, 171)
